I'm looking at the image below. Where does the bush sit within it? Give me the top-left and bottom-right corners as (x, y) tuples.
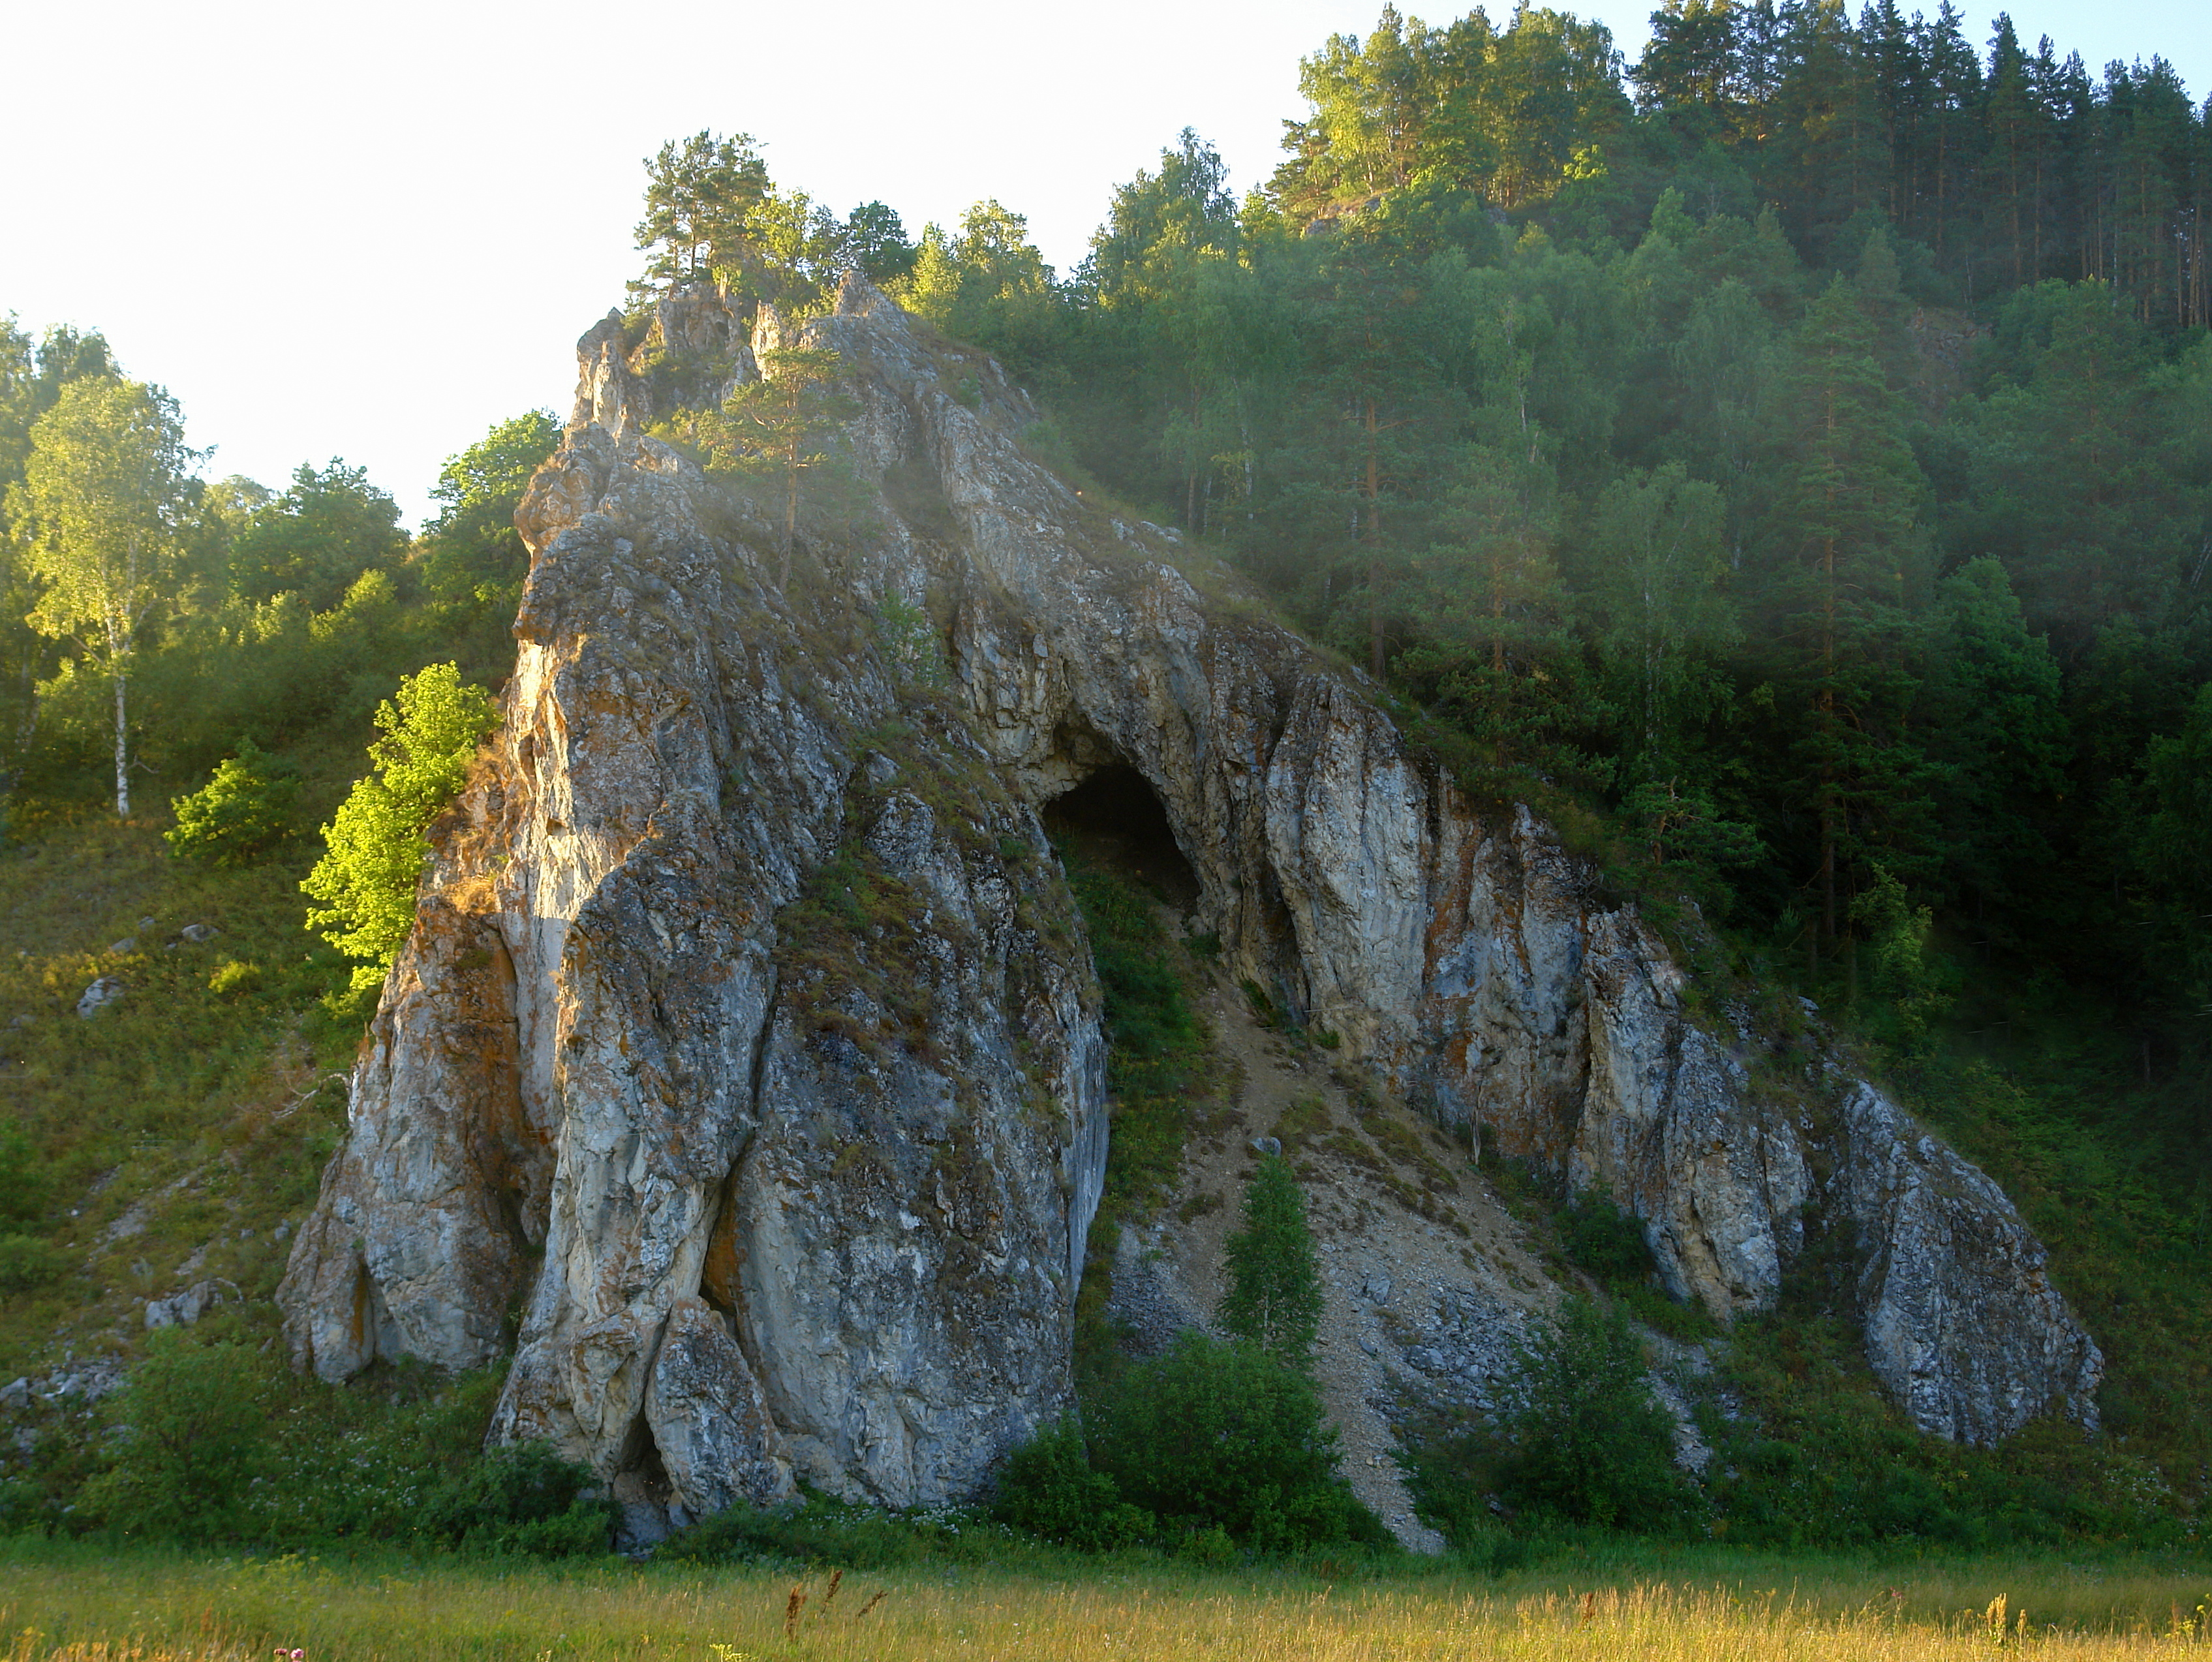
(164, 738), (297, 865)
(1558, 1193), (1653, 1285)
(84, 1332), (270, 1542)
(992, 1417), (1149, 1549)
(0, 1124), (52, 1226)
(1557, 1194), (1714, 1340)
(661, 1490), (994, 1570)
(301, 662), (499, 986)
(1089, 1332), (1384, 1552)
(0, 1235), (67, 1294)
(414, 1439), (612, 1557)
(1493, 1297), (1691, 1531)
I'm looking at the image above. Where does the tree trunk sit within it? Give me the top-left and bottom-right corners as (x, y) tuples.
(112, 662), (130, 818)
(780, 452), (798, 591)
(1364, 398), (1384, 679)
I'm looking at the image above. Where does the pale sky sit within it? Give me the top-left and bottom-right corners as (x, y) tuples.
(3, 0), (2204, 529)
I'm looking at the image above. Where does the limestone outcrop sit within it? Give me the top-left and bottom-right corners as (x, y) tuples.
(279, 274), (2098, 1524)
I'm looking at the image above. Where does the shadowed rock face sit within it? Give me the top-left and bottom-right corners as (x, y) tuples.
(279, 275), (2097, 1519)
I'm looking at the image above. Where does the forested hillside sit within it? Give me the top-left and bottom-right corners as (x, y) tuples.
(0, 0), (2205, 1554)
(871, 5), (2212, 1274)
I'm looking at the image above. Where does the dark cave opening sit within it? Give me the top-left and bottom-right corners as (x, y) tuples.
(1042, 763), (1201, 912)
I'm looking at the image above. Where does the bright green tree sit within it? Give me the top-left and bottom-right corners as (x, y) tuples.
(84, 1332), (271, 1543)
(302, 663), (499, 989)
(1216, 1152), (1325, 1368)
(689, 343), (853, 586)
(7, 376), (197, 815)
(165, 738), (297, 865)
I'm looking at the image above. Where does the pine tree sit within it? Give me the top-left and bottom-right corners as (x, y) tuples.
(633, 131), (771, 295)
(1762, 274), (1936, 951)
(1216, 1154), (1324, 1368)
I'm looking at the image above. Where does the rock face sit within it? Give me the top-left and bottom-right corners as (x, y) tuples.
(280, 274), (2097, 1518)
(1836, 1083), (2103, 1444)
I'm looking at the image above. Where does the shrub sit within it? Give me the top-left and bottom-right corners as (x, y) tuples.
(301, 662), (499, 987)
(1492, 1296), (1691, 1531)
(1558, 1193), (1653, 1285)
(414, 1438), (612, 1557)
(0, 1125), (51, 1225)
(992, 1417), (1149, 1549)
(661, 1490), (995, 1570)
(207, 959), (262, 997)
(164, 738), (297, 865)
(0, 1235), (67, 1294)
(1089, 1332), (1384, 1552)
(84, 1332), (270, 1542)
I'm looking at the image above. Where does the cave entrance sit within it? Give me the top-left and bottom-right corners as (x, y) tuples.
(1042, 763), (1201, 913)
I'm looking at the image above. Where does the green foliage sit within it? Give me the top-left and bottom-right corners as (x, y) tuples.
(164, 738), (297, 865)
(1057, 846), (1205, 1220)
(84, 1331), (269, 1543)
(991, 1417), (1150, 1550)
(1558, 1194), (1655, 1286)
(226, 459), (405, 613)
(1088, 1332), (1384, 1552)
(301, 663), (498, 983)
(1848, 867), (1953, 1045)
(412, 1439), (612, 1558)
(1498, 1297), (1689, 1531)
(419, 410), (560, 611)
(1552, 1193), (1716, 1344)
(0, 1236), (66, 1294)
(0, 1125), (52, 1227)
(662, 1490), (1041, 1571)
(634, 131), (772, 294)
(1414, 1297), (1691, 1543)
(7, 375), (197, 815)
(1215, 1154), (1324, 1368)
(69, 1340), (607, 1558)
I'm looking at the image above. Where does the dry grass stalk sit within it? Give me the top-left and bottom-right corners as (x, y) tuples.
(782, 1584), (805, 1639)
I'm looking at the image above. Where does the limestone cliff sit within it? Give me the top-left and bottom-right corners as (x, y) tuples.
(278, 275), (2099, 1529)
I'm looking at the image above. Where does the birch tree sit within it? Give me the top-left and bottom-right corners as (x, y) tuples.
(8, 377), (195, 815)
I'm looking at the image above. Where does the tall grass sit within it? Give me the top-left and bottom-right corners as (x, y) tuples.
(0, 1545), (2206, 1661)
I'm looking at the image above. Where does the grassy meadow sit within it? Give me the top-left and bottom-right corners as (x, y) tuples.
(0, 1544), (2207, 1661)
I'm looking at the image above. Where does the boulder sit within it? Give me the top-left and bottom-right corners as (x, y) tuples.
(75, 978), (123, 1019)
(145, 1278), (240, 1331)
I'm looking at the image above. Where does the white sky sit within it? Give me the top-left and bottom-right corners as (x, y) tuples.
(3, 0), (2204, 529)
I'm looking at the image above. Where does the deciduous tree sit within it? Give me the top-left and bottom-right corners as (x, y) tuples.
(8, 376), (196, 814)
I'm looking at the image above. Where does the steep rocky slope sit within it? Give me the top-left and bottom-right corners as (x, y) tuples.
(277, 275), (2100, 1533)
